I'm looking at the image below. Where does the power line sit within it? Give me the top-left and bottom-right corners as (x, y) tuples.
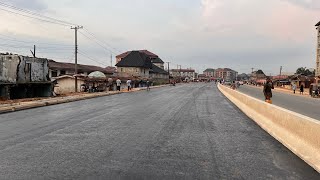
(0, 7), (70, 26)
(79, 31), (118, 55)
(0, 1), (74, 26)
(78, 51), (108, 67)
(0, 34), (73, 47)
(83, 28), (122, 53)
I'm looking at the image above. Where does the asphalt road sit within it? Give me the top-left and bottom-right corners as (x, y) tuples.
(238, 85), (320, 120)
(0, 83), (318, 179)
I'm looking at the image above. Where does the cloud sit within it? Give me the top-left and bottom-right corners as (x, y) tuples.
(4, 0), (47, 11)
(283, 0), (320, 10)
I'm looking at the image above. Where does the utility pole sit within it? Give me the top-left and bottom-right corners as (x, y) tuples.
(30, 45), (36, 58)
(167, 62), (170, 84)
(71, 25), (83, 92)
(110, 54), (113, 67)
(280, 66), (283, 76)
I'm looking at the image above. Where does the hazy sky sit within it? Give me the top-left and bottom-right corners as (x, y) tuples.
(0, 0), (319, 75)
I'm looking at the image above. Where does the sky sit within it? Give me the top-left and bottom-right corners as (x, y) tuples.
(0, 0), (319, 75)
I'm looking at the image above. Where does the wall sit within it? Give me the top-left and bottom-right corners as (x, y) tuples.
(219, 84), (320, 173)
(118, 67), (149, 77)
(0, 55), (20, 83)
(54, 77), (85, 94)
(17, 56), (49, 83)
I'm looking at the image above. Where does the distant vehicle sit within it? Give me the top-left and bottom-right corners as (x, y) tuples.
(239, 81), (244, 85)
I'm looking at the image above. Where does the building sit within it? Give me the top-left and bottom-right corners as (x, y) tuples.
(315, 21), (320, 83)
(48, 60), (115, 79)
(0, 53), (53, 99)
(250, 70), (267, 84)
(116, 50), (158, 64)
(115, 51), (153, 78)
(170, 69), (196, 80)
(115, 50), (168, 81)
(53, 75), (86, 95)
(203, 68), (215, 77)
(214, 68), (238, 81)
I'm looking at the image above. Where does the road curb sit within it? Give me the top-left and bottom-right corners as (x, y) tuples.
(0, 84), (169, 114)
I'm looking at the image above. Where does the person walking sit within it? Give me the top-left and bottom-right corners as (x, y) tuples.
(108, 77), (113, 91)
(300, 84), (304, 95)
(263, 78), (274, 103)
(126, 79), (132, 91)
(146, 80), (150, 91)
(116, 78), (121, 91)
(292, 83), (297, 94)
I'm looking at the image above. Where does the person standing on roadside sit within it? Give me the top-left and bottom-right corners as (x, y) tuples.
(116, 78), (121, 91)
(292, 83), (297, 94)
(263, 78), (274, 103)
(300, 84), (304, 95)
(108, 77), (113, 91)
(127, 79), (132, 91)
(146, 80), (150, 91)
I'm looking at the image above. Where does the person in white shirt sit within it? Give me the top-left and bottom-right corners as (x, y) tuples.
(127, 79), (132, 91)
(116, 79), (121, 91)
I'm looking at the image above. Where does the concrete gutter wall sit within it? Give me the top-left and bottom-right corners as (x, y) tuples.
(218, 84), (320, 173)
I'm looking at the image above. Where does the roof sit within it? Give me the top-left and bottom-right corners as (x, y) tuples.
(116, 50), (158, 59)
(215, 68), (237, 72)
(49, 60), (115, 74)
(115, 51), (153, 68)
(151, 57), (164, 64)
(150, 64), (168, 74)
(204, 68), (215, 72)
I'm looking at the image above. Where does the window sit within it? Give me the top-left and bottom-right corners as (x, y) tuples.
(60, 70), (66, 75)
(52, 71), (58, 77)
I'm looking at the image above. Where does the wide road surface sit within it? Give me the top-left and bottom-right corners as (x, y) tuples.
(238, 85), (319, 120)
(0, 83), (318, 179)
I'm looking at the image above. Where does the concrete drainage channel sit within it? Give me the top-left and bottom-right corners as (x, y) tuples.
(218, 84), (320, 173)
(0, 85), (169, 114)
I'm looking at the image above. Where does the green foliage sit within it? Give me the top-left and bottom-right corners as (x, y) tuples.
(296, 67), (315, 76)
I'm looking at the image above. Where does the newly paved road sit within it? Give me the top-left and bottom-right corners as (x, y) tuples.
(0, 83), (318, 179)
(238, 85), (320, 120)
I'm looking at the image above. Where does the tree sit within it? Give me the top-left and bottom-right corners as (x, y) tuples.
(296, 67), (315, 76)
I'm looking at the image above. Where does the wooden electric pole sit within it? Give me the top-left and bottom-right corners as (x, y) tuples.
(71, 25), (83, 92)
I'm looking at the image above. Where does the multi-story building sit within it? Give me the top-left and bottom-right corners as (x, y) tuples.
(115, 51), (168, 79)
(203, 68), (215, 77)
(170, 69), (196, 80)
(116, 50), (158, 64)
(214, 68), (238, 81)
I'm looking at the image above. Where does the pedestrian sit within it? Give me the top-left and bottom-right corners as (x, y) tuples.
(108, 77), (113, 91)
(263, 78), (274, 103)
(300, 84), (304, 95)
(292, 83), (296, 94)
(146, 80), (150, 91)
(116, 78), (121, 91)
(126, 79), (132, 91)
